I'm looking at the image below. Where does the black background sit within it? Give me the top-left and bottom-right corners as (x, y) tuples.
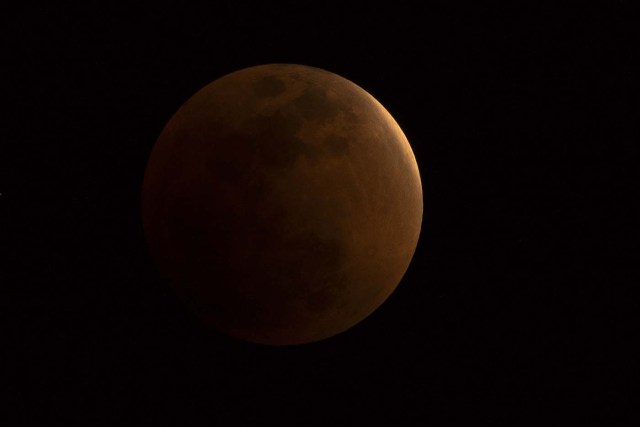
(3, 2), (637, 425)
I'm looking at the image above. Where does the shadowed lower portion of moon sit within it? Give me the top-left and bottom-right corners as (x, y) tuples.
(141, 64), (423, 345)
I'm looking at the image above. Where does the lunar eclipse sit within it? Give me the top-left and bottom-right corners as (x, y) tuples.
(141, 64), (422, 345)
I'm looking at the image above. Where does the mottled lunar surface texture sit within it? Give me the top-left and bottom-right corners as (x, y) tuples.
(142, 64), (422, 345)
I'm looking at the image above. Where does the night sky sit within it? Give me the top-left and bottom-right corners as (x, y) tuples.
(4, 3), (637, 424)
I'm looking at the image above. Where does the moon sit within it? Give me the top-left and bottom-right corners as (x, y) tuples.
(141, 64), (422, 345)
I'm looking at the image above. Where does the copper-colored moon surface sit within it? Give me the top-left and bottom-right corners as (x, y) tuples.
(141, 64), (422, 345)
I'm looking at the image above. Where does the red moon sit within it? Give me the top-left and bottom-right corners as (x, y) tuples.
(141, 64), (422, 345)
